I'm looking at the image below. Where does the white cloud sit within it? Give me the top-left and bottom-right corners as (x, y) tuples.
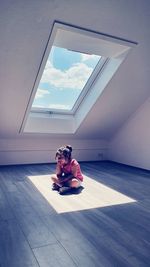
(40, 60), (93, 90)
(35, 88), (50, 99)
(48, 103), (70, 110)
(80, 53), (100, 62)
(32, 104), (45, 108)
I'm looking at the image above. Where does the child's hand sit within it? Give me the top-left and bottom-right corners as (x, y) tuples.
(57, 173), (73, 183)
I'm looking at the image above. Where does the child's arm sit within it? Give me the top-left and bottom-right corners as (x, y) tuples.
(59, 173), (73, 183)
(60, 164), (78, 183)
(55, 163), (72, 183)
(56, 163), (62, 178)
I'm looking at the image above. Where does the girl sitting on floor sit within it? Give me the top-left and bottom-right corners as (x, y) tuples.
(51, 145), (84, 194)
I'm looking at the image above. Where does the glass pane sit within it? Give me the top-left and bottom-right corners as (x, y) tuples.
(32, 46), (100, 111)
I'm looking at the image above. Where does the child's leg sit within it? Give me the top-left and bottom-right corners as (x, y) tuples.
(59, 178), (81, 195)
(51, 175), (62, 187)
(68, 178), (81, 188)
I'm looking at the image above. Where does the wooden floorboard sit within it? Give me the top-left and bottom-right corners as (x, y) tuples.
(0, 161), (150, 267)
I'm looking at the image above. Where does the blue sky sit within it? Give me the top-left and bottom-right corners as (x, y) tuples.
(32, 46), (100, 110)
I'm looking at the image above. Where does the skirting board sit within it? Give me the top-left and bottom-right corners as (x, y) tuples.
(0, 148), (107, 165)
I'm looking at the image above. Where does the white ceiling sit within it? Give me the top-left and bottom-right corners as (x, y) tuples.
(0, 0), (150, 140)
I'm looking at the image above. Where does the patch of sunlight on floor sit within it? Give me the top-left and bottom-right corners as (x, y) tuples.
(28, 174), (136, 214)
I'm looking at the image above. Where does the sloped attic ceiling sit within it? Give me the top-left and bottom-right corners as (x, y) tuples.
(0, 0), (150, 139)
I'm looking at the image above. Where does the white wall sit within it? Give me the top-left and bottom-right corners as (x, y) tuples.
(108, 97), (150, 170)
(0, 138), (108, 165)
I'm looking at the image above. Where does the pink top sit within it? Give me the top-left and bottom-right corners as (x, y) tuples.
(59, 159), (83, 182)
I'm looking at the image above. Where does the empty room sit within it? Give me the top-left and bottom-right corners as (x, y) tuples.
(0, 1), (150, 266)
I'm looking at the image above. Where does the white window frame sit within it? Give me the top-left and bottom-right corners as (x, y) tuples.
(21, 22), (137, 134)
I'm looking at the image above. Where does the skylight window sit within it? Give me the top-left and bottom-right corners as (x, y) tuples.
(22, 22), (136, 134)
(32, 46), (101, 111)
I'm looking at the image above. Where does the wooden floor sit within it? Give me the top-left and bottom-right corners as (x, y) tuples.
(0, 161), (149, 267)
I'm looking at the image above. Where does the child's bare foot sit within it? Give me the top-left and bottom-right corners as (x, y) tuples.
(59, 186), (71, 195)
(52, 183), (60, 191)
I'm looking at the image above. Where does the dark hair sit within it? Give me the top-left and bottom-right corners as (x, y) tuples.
(55, 145), (72, 160)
